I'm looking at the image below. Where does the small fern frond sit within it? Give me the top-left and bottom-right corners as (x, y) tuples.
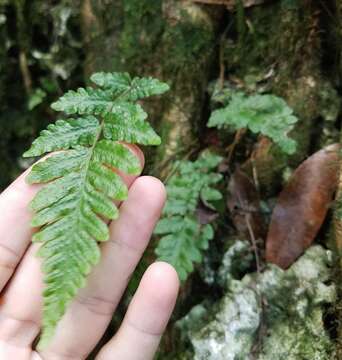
(23, 72), (169, 348)
(154, 152), (222, 281)
(208, 92), (298, 154)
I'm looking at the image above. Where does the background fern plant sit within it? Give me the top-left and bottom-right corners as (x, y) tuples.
(208, 92), (298, 154)
(154, 152), (223, 281)
(23, 72), (169, 348)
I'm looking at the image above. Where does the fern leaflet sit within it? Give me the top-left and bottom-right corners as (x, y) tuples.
(23, 72), (169, 348)
(154, 152), (223, 281)
(208, 92), (298, 154)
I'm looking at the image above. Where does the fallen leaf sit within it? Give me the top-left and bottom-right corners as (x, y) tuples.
(196, 201), (219, 225)
(227, 168), (266, 240)
(266, 144), (340, 269)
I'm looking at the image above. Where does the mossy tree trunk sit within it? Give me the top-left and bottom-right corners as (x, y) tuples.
(80, 0), (222, 177)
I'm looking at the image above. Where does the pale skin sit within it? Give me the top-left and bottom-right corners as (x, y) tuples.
(0, 145), (179, 359)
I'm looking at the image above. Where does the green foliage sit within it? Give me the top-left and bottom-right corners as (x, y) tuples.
(0, 0), (84, 189)
(28, 88), (47, 110)
(23, 72), (169, 348)
(208, 92), (298, 155)
(155, 152), (223, 281)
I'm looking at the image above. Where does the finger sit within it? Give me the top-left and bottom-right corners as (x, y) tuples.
(39, 176), (166, 359)
(0, 169), (40, 292)
(0, 244), (42, 348)
(97, 262), (179, 360)
(0, 145), (144, 350)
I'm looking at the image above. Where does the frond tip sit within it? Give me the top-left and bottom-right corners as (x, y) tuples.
(23, 72), (169, 348)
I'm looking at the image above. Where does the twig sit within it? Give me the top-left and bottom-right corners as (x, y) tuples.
(226, 128), (246, 164)
(245, 212), (261, 273)
(244, 208), (266, 359)
(19, 51), (32, 94)
(218, 26), (230, 89)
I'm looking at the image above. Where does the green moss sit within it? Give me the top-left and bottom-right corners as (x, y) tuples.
(224, 4), (281, 77)
(154, 3), (217, 174)
(115, 0), (163, 72)
(161, 14), (213, 74)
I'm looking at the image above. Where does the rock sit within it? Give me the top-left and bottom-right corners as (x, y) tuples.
(217, 239), (253, 288)
(178, 244), (336, 359)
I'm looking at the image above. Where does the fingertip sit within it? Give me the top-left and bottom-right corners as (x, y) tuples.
(141, 261), (180, 309)
(123, 261), (179, 338)
(130, 176), (167, 211)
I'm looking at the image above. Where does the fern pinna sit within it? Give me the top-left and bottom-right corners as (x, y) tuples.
(23, 72), (169, 348)
(154, 152), (223, 281)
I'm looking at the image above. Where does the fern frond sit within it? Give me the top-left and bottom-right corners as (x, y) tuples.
(154, 152), (222, 281)
(208, 92), (298, 154)
(23, 72), (169, 348)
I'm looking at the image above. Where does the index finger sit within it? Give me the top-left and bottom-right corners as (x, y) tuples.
(0, 169), (39, 291)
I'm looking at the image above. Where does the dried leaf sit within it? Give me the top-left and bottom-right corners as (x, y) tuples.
(266, 144), (340, 269)
(332, 159), (342, 267)
(196, 201), (219, 225)
(227, 168), (265, 240)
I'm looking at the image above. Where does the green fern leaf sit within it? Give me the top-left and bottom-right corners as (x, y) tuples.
(90, 72), (132, 93)
(23, 116), (99, 157)
(103, 103), (161, 145)
(208, 92), (298, 154)
(51, 74), (169, 116)
(51, 87), (117, 115)
(90, 72), (170, 101)
(23, 72), (169, 348)
(154, 152), (222, 281)
(155, 217), (214, 282)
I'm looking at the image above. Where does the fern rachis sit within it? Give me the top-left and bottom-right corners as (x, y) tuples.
(23, 72), (169, 348)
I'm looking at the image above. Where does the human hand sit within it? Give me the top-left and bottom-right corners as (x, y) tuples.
(0, 146), (179, 359)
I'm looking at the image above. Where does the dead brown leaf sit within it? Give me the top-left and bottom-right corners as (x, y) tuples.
(227, 168), (266, 240)
(196, 202), (219, 225)
(266, 143), (340, 269)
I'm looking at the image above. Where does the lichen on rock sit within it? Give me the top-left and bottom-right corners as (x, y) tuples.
(178, 244), (336, 359)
